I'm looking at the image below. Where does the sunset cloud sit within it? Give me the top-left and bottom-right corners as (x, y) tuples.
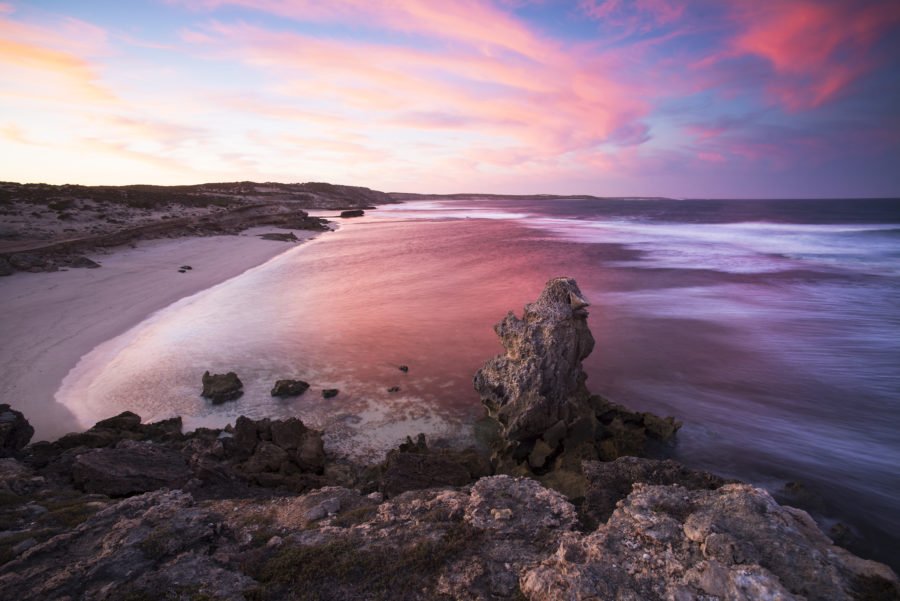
(1, 0), (898, 196)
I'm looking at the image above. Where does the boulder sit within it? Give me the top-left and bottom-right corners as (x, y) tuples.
(339, 209), (364, 218)
(270, 379), (310, 397)
(322, 388), (339, 399)
(201, 371), (243, 404)
(0, 404), (33, 457)
(0, 257), (13, 276)
(71, 440), (192, 496)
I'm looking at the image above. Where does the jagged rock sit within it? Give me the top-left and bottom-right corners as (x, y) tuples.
(270, 378), (310, 397)
(322, 388), (339, 398)
(0, 404), (33, 457)
(339, 209), (365, 218)
(201, 370), (243, 403)
(475, 277), (594, 446)
(581, 456), (733, 526)
(521, 482), (900, 601)
(0, 489), (250, 601)
(474, 277), (681, 477)
(53, 412), (182, 452)
(0, 458), (43, 495)
(224, 416), (326, 486)
(71, 440), (193, 496)
(379, 434), (492, 497)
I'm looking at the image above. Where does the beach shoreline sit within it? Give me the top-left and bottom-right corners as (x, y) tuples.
(0, 226), (323, 442)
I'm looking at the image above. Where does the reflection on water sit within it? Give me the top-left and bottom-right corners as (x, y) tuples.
(59, 198), (900, 568)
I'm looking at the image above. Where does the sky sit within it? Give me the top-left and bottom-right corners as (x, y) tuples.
(1, 0), (899, 197)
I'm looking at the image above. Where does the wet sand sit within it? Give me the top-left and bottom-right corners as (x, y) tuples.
(0, 227), (321, 441)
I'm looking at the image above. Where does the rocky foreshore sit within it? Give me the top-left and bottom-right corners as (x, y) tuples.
(0, 279), (897, 600)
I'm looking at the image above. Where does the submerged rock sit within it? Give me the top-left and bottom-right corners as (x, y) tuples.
(201, 370), (243, 404)
(322, 388), (339, 399)
(270, 379), (310, 397)
(339, 209), (364, 218)
(0, 404), (33, 457)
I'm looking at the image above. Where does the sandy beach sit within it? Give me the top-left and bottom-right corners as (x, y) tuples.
(0, 227), (321, 442)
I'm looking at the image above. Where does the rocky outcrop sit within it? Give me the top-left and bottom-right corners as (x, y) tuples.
(474, 277), (680, 483)
(48, 411), (182, 453)
(4, 472), (894, 601)
(581, 456), (733, 526)
(72, 440), (193, 496)
(270, 379), (310, 397)
(0, 405), (33, 457)
(0, 257), (14, 276)
(0, 404), (897, 599)
(378, 434), (492, 498)
(521, 482), (899, 601)
(201, 370), (243, 403)
(339, 209), (365, 218)
(222, 416), (326, 489)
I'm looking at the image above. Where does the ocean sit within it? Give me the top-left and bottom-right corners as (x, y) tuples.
(58, 196), (900, 568)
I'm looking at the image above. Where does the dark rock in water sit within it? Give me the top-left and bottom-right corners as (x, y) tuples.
(258, 232), (298, 242)
(201, 370), (243, 404)
(322, 388), (339, 399)
(0, 404), (34, 457)
(180, 265), (192, 270)
(270, 379), (310, 397)
(581, 456), (732, 526)
(178, 269), (186, 273)
(0, 257), (13, 276)
(474, 277), (681, 478)
(339, 209), (364, 218)
(71, 440), (192, 496)
(387, 386), (401, 393)
(379, 434), (492, 497)
(398, 365), (409, 372)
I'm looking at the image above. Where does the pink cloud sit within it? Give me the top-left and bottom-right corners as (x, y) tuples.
(183, 19), (652, 157)
(729, 1), (900, 109)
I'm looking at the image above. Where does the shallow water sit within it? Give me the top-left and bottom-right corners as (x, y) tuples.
(59, 197), (900, 567)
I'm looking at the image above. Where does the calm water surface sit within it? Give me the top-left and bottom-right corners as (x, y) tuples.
(59, 197), (900, 567)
